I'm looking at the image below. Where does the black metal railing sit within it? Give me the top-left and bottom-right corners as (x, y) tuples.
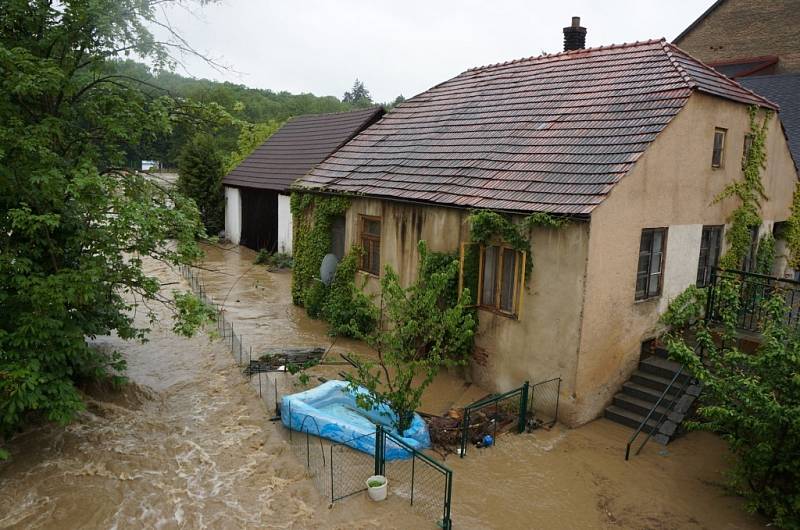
(625, 366), (685, 461)
(706, 268), (800, 333)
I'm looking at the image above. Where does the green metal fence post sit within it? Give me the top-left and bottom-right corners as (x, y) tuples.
(519, 381), (530, 433)
(374, 424), (383, 476)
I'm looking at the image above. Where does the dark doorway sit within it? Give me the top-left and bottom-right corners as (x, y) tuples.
(240, 188), (278, 252)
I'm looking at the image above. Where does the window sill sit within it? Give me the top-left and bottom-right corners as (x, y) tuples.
(357, 269), (380, 279)
(477, 305), (519, 320)
(634, 296), (661, 304)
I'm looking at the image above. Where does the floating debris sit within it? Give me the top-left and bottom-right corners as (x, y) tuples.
(243, 347), (326, 375)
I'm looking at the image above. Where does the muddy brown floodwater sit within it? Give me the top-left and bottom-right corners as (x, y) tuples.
(0, 244), (765, 529)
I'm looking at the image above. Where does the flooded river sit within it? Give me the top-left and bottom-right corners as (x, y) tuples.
(0, 244), (764, 529)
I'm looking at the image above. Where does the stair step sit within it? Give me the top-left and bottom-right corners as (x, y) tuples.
(621, 381), (680, 405)
(639, 356), (692, 382)
(613, 393), (669, 418)
(630, 369), (684, 392)
(653, 346), (670, 359)
(638, 354), (681, 374)
(604, 405), (660, 430)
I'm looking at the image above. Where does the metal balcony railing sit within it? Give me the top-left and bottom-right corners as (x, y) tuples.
(706, 268), (800, 333)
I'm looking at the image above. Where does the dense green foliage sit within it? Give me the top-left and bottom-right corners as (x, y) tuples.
(177, 133), (225, 235)
(785, 185), (800, 268)
(345, 241), (476, 432)
(755, 233), (776, 275)
(112, 60), (353, 167)
(0, 0), (215, 454)
(289, 192), (350, 304)
(716, 106), (771, 269)
(321, 249), (378, 337)
(662, 284), (800, 528)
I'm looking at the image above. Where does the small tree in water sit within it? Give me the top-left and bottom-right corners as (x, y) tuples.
(178, 133), (225, 235)
(663, 282), (800, 528)
(344, 241), (475, 432)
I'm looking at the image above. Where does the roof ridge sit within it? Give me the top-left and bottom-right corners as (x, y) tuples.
(465, 38), (667, 73)
(660, 40), (696, 90)
(663, 42), (779, 109)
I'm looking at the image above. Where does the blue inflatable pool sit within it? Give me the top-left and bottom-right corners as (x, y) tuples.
(281, 380), (431, 459)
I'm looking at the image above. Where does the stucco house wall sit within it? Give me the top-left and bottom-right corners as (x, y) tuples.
(340, 197), (590, 423)
(277, 193), (293, 254)
(224, 186), (241, 245)
(572, 92), (798, 424)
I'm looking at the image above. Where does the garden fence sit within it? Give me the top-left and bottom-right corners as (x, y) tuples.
(459, 382), (528, 458)
(286, 409), (453, 529)
(180, 264), (454, 527)
(458, 376), (562, 457)
(528, 377), (561, 428)
(178, 264), (280, 415)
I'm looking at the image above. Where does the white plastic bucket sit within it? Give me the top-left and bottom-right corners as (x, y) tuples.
(366, 475), (388, 501)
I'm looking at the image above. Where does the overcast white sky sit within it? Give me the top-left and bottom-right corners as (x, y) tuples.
(155, 0), (715, 103)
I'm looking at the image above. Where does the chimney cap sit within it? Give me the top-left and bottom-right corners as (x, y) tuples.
(563, 16), (587, 51)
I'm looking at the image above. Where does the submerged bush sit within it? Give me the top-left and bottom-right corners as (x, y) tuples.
(254, 250), (293, 269)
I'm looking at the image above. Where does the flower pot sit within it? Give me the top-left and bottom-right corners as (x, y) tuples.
(366, 475), (388, 501)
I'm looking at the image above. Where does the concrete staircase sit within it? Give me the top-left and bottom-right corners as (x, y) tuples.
(604, 348), (701, 445)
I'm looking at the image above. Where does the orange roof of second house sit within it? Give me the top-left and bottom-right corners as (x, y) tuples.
(296, 39), (776, 215)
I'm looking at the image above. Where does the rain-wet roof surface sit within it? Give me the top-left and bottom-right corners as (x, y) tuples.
(740, 74), (800, 168)
(223, 106), (384, 192)
(297, 39), (776, 215)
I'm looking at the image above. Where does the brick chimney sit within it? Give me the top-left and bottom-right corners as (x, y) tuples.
(563, 16), (587, 51)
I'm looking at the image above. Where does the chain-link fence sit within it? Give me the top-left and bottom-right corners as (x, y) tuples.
(382, 429), (453, 529)
(180, 264), (453, 528)
(528, 377), (561, 428)
(330, 431), (377, 502)
(459, 383), (528, 458)
(178, 264), (280, 415)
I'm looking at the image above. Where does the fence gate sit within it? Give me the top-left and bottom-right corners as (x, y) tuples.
(378, 426), (453, 530)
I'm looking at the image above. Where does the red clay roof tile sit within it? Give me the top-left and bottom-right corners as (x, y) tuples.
(296, 40), (776, 214)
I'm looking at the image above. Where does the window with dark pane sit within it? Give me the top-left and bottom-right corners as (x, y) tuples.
(696, 225), (723, 287)
(741, 226), (760, 272)
(359, 216), (381, 275)
(481, 246), (498, 306)
(330, 216), (346, 260)
(499, 248), (518, 312)
(742, 134), (753, 168)
(477, 245), (524, 316)
(711, 128), (726, 168)
(635, 228), (667, 300)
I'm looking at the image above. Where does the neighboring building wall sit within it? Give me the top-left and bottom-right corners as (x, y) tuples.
(277, 193), (293, 255)
(342, 198), (591, 424)
(675, 0), (800, 74)
(224, 186), (241, 245)
(572, 93), (797, 425)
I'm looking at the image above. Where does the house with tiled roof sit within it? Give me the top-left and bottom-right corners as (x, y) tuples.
(675, 0), (800, 237)
(293, 31), (797, 427)
(223, 107), (383, 252)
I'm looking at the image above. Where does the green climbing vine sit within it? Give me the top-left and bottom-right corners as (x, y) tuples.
(464, 210), (568, 294)
(716, 106), (772, 269)
(290, 192), (350, 305)
(785, 185), (800, 268)
(321, 247), (378, 336)
(755, 233), (776, 275)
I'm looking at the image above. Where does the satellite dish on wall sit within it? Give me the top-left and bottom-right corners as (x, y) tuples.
(320, 253), (339, 286)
